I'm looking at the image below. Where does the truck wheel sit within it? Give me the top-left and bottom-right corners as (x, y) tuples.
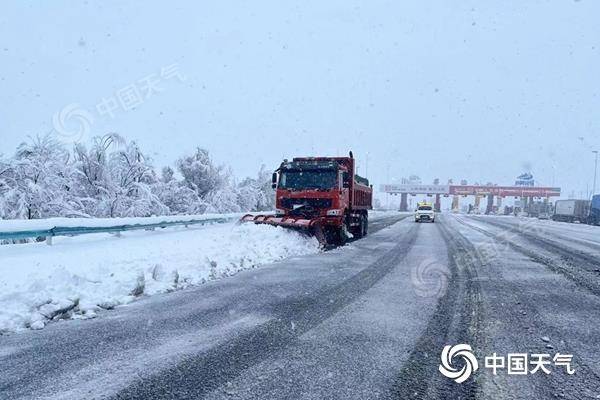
(340, 224), (350, 245)
(356, 213), (367, 238)
(324, 226), (345, 246)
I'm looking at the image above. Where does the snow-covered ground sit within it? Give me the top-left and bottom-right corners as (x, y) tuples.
(0, 209), (400, 333)
(0, 221), (319, 333)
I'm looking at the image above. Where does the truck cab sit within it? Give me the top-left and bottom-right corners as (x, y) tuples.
(271, 154), (372, 243)
(415, 202), (435, 223)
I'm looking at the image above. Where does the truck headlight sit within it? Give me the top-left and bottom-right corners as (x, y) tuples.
(275, 208), (285, 215)
(327, 209), (342, 216)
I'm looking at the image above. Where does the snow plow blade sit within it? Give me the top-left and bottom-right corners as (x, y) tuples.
(240, 214), (326, 245)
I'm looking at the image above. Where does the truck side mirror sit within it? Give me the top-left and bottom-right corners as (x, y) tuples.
(271, 172), (277, 189)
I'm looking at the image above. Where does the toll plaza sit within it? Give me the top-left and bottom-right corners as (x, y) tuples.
(380, 184), (561, 213)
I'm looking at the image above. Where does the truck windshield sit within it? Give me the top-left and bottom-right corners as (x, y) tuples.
(279, 170), (337, 190)
(418, 206), (432, 211)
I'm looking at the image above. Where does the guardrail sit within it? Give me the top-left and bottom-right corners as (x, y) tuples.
(0, 216), (238, 245)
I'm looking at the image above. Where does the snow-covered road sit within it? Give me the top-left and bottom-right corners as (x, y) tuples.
(1, 213), (599, 399)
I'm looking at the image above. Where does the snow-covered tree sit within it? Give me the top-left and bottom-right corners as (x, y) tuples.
(176, 148), (247, 213)
(203, 167), (242, 213)
(255, 165), (275, 210)
(107, 140), (167, 217)
(237, 165), (275, 212)
(177, 148), (227, 198)
(0, 156), (18, 219)
(72, 133), (124, 216)
(72, 134), (167, 217)
(6, 135), (84, 219)
(154, 166), (204, 214)
(0, 133), (276, 220)
(204, 187), (241, 213)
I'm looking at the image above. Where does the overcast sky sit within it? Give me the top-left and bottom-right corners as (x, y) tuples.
(1, 1), (599, 198)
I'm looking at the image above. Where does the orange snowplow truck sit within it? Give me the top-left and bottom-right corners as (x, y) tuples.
(241, 151), (373, 245)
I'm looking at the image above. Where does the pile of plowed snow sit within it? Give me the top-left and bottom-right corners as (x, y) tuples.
(0, 222), (319, 332)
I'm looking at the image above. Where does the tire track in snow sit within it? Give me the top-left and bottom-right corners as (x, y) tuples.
(454, 216), (600, 298)
(447, 215), (600, 399)
(112, 224), (420, 399)
(389, 217), (483, 400)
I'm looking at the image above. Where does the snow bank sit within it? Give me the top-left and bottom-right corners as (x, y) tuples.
(0, 222), (319, 333)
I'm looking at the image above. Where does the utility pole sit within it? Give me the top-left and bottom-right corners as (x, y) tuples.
(593, 150), (599, 198)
